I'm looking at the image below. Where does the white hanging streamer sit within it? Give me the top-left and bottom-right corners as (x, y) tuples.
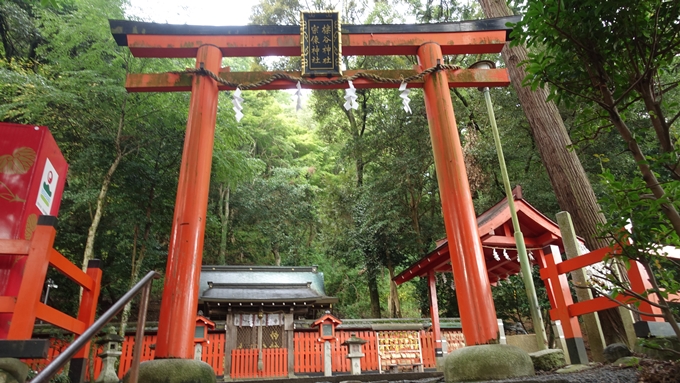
(232, 88), (244, 122)
(343, 80), (358, 110)
(398, 82), (412, 114)
(492, 248), (500, 262)
(529, 251), (535, 262)
(294, 81), (303, 111)
(503, 248), (511, 261)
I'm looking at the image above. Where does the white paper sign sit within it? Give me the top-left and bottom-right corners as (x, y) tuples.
(36, 158), (58, 215)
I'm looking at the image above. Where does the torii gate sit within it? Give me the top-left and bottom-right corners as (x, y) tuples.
(109, 14), (518, 360)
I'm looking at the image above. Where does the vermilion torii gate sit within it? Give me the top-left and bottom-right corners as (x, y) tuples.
(109, 15), (518, 360)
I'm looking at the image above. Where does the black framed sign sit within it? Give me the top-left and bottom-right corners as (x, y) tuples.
(300, 11), (342, 77)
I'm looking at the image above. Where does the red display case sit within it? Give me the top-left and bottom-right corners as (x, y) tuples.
(0, 122), (68, 296)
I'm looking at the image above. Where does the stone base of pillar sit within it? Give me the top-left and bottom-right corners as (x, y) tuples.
(435, 356), (447, 372)
(0, 358), (29, 383)
(122, 359), (216, 383)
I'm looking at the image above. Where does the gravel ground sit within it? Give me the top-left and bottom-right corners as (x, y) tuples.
(382, 366), (639, 383)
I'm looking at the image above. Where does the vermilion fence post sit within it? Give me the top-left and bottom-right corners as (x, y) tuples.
(627, 260), (665, 321)
(7, 217), (57, 340)
(542, 245), (588, 364)
(69, 259), (103, 383)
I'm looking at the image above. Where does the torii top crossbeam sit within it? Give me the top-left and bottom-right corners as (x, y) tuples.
(110, 16), (519, 58)
(109, 15), (517, 361)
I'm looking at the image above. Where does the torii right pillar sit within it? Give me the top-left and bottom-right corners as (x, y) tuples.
(418, 42), (498, 345)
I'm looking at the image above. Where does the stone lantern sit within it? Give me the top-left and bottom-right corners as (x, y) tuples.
(95, 326), (123, 383)
(342, 333), (367, 375)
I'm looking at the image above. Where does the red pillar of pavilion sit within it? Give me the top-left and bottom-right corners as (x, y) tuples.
(417, 42), (498, 345)
(155, 45), (223, 359)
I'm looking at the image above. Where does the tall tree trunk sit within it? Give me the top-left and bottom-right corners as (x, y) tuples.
(218, 184), (230, 265)
(273, 246), (281, 266)
(478, 0), (608, 251)
(82, 94), (129, 271)
(479, 0), (638, 346)
(367, 264), (381, 318)
(386, 252), (401, 318)
(119, 170), (156, 337)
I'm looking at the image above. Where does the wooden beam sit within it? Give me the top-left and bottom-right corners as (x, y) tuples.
(0, 340), (50, 358)
(481, 235), (544, 248)
(110, 16), (521, 56)
(49, 249), (94, 291)
(36, 302), (86, 335)
(125, 30), (508, 58)
(0, 239), (30, 255)
(126, 68), (510, 92)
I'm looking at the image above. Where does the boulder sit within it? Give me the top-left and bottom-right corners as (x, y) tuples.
(0, 358), (29, 383)
(529, 349), (567, 371)
(444, 344), (534, 382)
(603, 343), (631, 363)
(122, 359), (216, 383)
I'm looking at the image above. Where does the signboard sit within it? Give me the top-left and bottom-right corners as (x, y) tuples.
(300, 11), (342, 77)
(36, 158), (59, 215)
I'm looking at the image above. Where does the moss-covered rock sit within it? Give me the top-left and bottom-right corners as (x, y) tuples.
(529, 349), (566, 371)
(122, 359), (215, 383)
(613, 356), (642, 367)
(443, 344), (534, 382)
(0, 358), (29, 383)
(555, 364), (593, 374)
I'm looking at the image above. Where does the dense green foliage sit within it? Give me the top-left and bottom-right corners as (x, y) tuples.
(515, 0), (680, 335)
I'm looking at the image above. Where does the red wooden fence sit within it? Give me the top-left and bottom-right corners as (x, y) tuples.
(118, 334), (157, 378)
(23, 338), (103, 380)
(420, 331), (435, 368)
(293, 330), (379, 374)
(230, 348), (287, 379)
(202, 333), (225, 376)
(118, 333), (225, 378)
(29, 328), (464, 378)
(539, 244), (680, 344)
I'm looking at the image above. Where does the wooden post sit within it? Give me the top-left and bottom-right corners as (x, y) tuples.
(417, 42), (498, 345)
(427, 271), (443, 357)
(556, 211), (606, 362)
(285, 311), (295, 377)
(7, 216), (57, 340)
(155, 44), (223, 359)
(69, 259), (103, 383)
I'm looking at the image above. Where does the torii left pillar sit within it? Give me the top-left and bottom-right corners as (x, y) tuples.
(155, 44), (222, 359)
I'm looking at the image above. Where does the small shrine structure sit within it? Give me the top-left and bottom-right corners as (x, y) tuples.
(198, 265), (337, 376)
(394, 186), (572, 356)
